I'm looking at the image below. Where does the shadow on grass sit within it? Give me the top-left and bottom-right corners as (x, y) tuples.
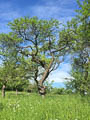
(0, 103), (4, 111)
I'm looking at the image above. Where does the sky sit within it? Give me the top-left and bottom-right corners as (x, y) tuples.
(0, 0), (79, 86)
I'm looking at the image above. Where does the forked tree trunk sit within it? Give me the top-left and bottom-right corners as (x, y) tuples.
(2, 85), (6, 98)
(38, 56), (54, 97)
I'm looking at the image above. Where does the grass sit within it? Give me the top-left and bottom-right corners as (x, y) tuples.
(0, 91), (90, 120)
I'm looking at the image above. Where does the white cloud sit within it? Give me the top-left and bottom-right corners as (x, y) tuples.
(27, 0), (76, 22)
(0, 2), (20, 33)
(0, 2), (20, 21)
(0, 23), (10, 33)
(59, 63), (72, 72)
(0, 0), (77, 33)
(28, 5), (60, 19)
(49, 71), (71, 83)
(49, 63), (72, 83)
(0, 11), (20, 21)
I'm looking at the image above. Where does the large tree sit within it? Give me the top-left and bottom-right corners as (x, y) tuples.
(3, 17), (71, 96)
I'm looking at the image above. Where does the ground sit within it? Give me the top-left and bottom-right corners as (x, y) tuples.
(0, 92), (90, 120)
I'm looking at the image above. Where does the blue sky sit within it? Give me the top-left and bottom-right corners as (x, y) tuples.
(0, 0), (79, 33)
(0, 0), (79, 86)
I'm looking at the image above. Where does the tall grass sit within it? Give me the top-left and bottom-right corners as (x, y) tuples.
(0, 92), (90, 120)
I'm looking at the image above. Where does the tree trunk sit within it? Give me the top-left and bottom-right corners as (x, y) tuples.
(2, 85), (6, 98)
(38, 85), (46, 97)
(38, 56), (54, 97)
(39, 56), (54, 85)
(16, 89), (18, 95)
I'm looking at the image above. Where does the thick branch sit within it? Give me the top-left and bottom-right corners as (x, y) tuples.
(39, 55), (54, 86)
(51, 46), (66, 53)
(34, 67), (39, 85)
(16, 45), (33, 51)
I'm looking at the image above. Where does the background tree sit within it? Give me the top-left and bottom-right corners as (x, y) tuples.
(0, 59), (31, 96)
(0, 34), (15, 97)
(63, 0), (90, 95)
(0, 35), (32, 97)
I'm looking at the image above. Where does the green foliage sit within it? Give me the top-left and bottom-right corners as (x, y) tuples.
(0, 60), (30, 91)
(51, 88), (73, 95)
(0, 16), (72, 93)
(7, 17), (61, 86)
(60, 0), (90, 53)
(66, 61), (90, 95)
(64, 0), (90, 95)
(55, 88), (65, 95)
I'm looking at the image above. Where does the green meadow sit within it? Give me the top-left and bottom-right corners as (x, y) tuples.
(0, 92), (90, 120)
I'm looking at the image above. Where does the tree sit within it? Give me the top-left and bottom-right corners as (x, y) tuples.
(0, 33), (33, 96)
(63, 0), (90, 95)
(4, 17), (71, 97)
(0, 59), (31, 96)
(66, 50), (90, 95)
(0, 33), (17, 97)
(0, 66), (7, 97)
(7, 61), (30, 94)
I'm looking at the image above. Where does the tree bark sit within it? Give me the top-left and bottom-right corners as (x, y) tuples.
(38, 56), (54, 97)
(2, 85), (6, 98)
(38, 85), (46, 97)
(39, 56), (54, 86)
(16, 89), (18, 95)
